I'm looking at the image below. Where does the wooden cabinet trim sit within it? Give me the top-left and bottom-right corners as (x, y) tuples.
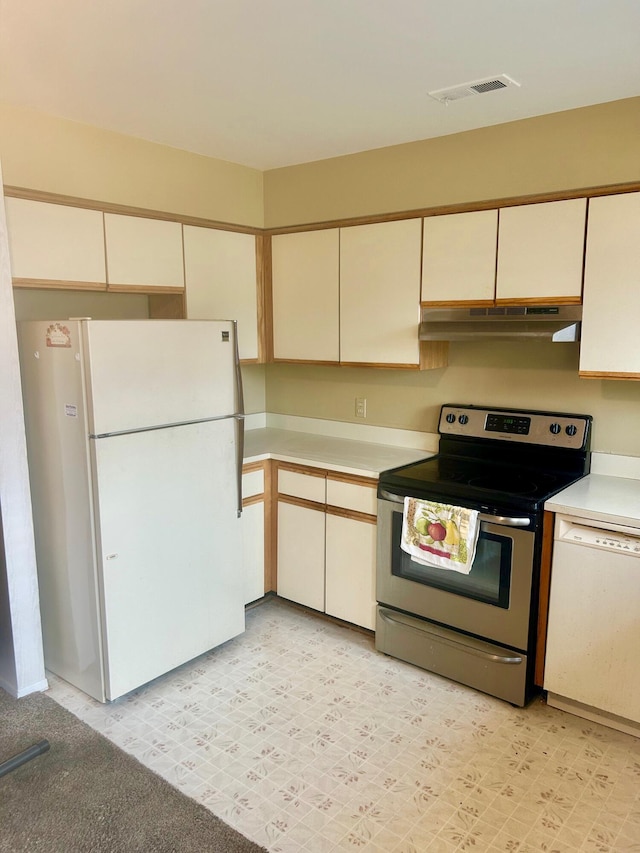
(326, 505), (376, 525)
(422, 299), (494, 308)
(3, 185), (261, 235)
(273, 358), (341, 366)
(264, 181), (640, 235)
(339, 361), (420, 371)
(8, 180), (640, 240)
(276, 461), (328, 479)
(243, 460), (266, 475)
(243, 493), (264, 508)
(107, 283), (185, 294)
(579, 371), (640, 381)
(494, 295), (582, 307)
(534, 510), (555, 688)
(326, 471), (377, 489)
(278, 493), (326, 513)
(12, 278), (106, 291)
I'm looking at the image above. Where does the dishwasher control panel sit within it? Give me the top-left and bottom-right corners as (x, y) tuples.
(558, 519), (640, 555)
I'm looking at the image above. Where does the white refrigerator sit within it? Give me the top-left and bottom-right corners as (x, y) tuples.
(18, 318), (246, 702)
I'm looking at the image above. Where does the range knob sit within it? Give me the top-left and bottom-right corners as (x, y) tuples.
(458, 414), (469, 425)
(549, 423), (561, 435)
(566, 424), (578, 436)
(446, 413), (456, 424)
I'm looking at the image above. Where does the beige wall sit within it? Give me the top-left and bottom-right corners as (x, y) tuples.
(0, 103), (264, 227)
(264, 97), (640, 456)
(266, 344), (640, 456)
(264, 97), (640, 227)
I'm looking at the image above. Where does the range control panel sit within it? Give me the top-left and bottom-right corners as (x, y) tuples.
(439, 405), (591, 450)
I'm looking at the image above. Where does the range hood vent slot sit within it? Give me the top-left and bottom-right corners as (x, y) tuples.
(419, 305), (582, 343)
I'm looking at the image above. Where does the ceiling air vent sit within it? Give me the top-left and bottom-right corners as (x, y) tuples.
(428, 74), (520, 104)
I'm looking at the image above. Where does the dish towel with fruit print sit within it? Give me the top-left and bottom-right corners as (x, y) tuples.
(401, 497), (480, 573)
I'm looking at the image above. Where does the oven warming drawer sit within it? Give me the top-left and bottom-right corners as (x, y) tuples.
(376, 606), (529, 706)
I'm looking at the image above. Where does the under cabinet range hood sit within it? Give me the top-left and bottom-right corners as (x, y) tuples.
(419, 305), (582, 343)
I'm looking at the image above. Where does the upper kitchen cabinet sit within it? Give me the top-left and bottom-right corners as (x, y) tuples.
(422, 209), (497, 305)
(183, 225), (259, 362)
(271, 229), (340, 363)
(5, 197), (106, 289)
(496, 199), (586, 304)
(580, 191), (640, 379)
(340, 218), (424, 367)
(104, 213), (184, 292)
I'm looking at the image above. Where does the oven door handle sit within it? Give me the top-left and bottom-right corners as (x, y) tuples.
(379, 490), (530, 527)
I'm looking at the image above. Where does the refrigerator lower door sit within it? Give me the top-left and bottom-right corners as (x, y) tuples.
(91, 417), (244, 701)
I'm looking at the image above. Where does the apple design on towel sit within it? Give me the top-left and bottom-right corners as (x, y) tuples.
(427, 521), (447, 542)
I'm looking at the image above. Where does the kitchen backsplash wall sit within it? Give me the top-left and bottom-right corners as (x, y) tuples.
(265, 342), (640, 457)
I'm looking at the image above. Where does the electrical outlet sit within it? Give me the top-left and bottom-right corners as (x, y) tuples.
(355, 397), (367, 419)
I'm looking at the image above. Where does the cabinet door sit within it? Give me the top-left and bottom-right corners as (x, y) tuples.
(5, 197), (106, 288)
(272, 229), (340, 363)
(325, 512), (377, 630)
(241, 500), (265, 604)
(422, 210), (497, 305)
(104, 213), (184, 291)
(580, 192), (640, 378)
(184, 226), (259, 361)
(496, 199), (586, 303)
(277, 501), (325, 611)
(340, 219), (422, 367)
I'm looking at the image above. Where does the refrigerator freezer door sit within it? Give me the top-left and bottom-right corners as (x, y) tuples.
(83, 320), (238, 435)
(91, 417), (244, 700)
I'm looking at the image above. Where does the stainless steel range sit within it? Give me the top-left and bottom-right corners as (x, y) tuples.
(376, 404), (592, 707)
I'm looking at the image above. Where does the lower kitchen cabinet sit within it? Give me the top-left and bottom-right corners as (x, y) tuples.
(276, 462), (378, 629)
(325, 510), (377, 630)
(277, 499), (326, 611)
(241, 463), (267, 604)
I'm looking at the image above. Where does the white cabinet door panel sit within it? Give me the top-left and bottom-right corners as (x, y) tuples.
(496, 199), (586, 302)
(340, 219), (422, 366)
(422, 210), (497, 304)
(272, 230), (339, 362)
(242, 501), (265, 604)
(325, 514), (377, 630)
(580, 192), (640, 376)
(184, 226), (258, 361)
(5, 197), (106, 285)
(277, 501), (325, 611)
(104, 213), (184, 289)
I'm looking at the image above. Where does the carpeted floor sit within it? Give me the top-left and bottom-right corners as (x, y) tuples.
(0, 688), (268, 853)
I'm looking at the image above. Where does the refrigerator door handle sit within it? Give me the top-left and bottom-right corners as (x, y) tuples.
(235, 414), (245, 518)
(232, 320), (245, 518)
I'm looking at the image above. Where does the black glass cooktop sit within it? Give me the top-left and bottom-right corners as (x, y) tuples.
(379, 453), (585, 513)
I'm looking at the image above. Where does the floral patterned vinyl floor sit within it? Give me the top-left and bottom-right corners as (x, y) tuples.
(47, 597), (640, 852)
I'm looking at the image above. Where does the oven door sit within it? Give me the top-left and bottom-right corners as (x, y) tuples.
(376, 492), (536, 651)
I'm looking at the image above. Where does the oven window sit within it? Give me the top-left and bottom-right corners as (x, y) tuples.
(391, 513), (512, 608)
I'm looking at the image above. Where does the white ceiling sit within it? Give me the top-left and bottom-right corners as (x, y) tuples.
(1, 0), (639, 171)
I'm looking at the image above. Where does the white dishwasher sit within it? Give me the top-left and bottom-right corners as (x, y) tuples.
(545, 513), (640, 737)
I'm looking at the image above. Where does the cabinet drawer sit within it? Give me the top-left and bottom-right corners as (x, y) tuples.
(278, 469), (326, 503)
(242, 468), (265, 499)
(326, 477), (377, 516)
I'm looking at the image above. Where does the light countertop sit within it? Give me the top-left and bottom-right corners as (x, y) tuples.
(244, 427), (431, 478)
(545, 473), (640, 528)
